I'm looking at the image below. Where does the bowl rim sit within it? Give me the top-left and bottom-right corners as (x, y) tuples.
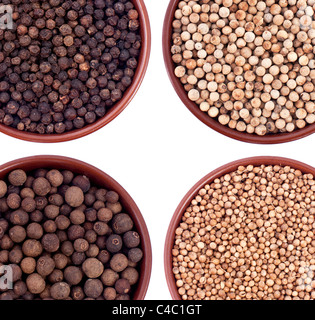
(0, 155), (152, 300)
(162, 0), (315, 145)
(0, 0), (151, 143)
(164, 156), (315, 300)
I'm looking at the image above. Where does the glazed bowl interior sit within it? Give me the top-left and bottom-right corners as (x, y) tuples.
(164, 156), (315, 300)
(162, 0), (315, 144)
(0, 0), (151, 143)
(0, 155), (152, 300)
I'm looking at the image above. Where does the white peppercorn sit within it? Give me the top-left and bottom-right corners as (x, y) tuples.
(171, 0), (315, 136)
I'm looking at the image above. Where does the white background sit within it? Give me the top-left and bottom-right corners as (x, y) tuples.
(0, 0), (314, 300)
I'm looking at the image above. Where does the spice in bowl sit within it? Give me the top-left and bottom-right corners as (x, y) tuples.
(171, 0), (315, 136)
(0, 0), (141, 134)
(0, 168), (143, 300)
(172, 164), (315, 300)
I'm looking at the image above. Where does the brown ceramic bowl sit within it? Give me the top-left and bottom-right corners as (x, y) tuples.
(0, 155), (152, 300)
(162, 0), (315, 144)
(0, 0), (151, 143)
(164, 156), (315, 300)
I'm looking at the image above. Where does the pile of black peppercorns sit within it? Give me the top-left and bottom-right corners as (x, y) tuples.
(0, 0), (141, 134)
(0, 168), (143, 300)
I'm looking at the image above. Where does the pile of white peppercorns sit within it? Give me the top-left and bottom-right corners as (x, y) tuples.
(172, 164), (315, 300)
(171, 0), (315, 136)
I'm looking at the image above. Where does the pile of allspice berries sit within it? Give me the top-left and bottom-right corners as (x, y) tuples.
(0, 168), (143, 300)
(172, 0), (315, 136)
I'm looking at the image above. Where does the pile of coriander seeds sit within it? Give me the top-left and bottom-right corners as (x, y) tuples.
(0, 168), (143, 300)
(172, 164), (315, 300)
(171, 0), (315, 136)
(0, 0), (141, 134)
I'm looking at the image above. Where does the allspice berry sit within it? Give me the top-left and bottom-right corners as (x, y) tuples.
(8, 170), (27, 187)
(82, 258), (104, 278)
(53, 253), (68, 270)
(65, 186), (84, 207)
(115, 279), (131, 294)
(110, 253), (128, 273)
(26, 223), (43, 240)
(9, 226), (26, 243)
(36, 256), (55, 276)
(84, 279), (103, 298)
(33, 178), (51, 196)
(112, 213), (133, 234)
(72, 175), (90, 193)
(101, 269), (119, 287)
(123, 231), (140, 248)
(50, 282), (70, 300)
(106, 234), (123, 253)
(20, 257), (36, 274)
(122, 267), (139, 286)
(97, 208), (113, 223)
(41, 234), (60, 253)
(105, 191), (119, 204)
(72, 286), (85, 300)
(10, 209), (29, 226)
(22, 240), (43, 257)
(48, 269), (64, 284)
(73, 238), (89, 253)
(103, 287), (117, 300)
(0, 166), (143, 300)
(0, 181), (7, 198)
(70, 210), (85, 225)
(0, 219), (9, 239)
(93, 221), (109, 236)
(46, 170), (64, 187)
(64, 266), (83, 285)
(26, 273), (46, 294)
(128, 248), (143, 263)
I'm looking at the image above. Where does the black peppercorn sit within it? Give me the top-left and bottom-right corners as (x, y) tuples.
(0, 1), (141, 135)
